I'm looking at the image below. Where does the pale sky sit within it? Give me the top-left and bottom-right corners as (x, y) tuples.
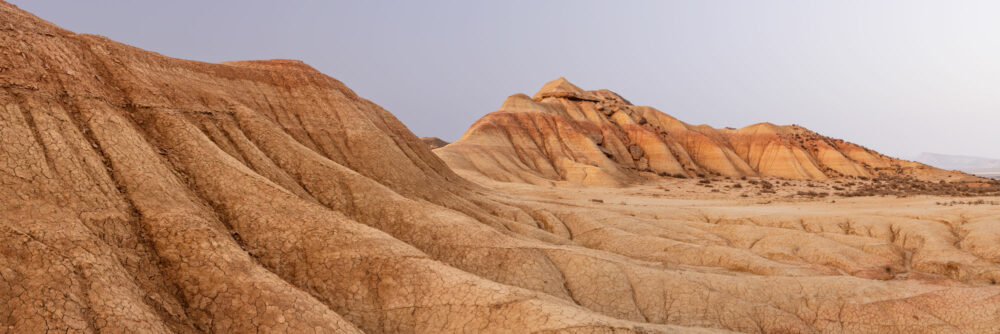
(12, 1), (1000, 159)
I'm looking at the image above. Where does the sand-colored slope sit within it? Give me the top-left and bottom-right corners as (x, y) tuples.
(438, 78), (970, 186)
(0, 3), (701, 332)
(4, 2), (1000, 333)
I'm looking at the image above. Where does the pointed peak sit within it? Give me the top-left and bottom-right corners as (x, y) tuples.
(532, 77), (598, 101)
(545, 77), (580, 89)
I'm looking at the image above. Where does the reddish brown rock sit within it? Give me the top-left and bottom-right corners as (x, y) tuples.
(438, 78), (973, 186)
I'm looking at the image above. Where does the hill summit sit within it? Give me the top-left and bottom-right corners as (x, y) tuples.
(437, 78), (969, 186)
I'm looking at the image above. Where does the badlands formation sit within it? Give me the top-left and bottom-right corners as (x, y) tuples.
(436, 78), (970, 187)
(3, 2), (1000, 334)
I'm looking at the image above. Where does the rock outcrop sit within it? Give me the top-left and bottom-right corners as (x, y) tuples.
(4, 2), (1000, 333)
(437, 78), (969, 186)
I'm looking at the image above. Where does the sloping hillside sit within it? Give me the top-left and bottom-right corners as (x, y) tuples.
(437, 78), (968, 186)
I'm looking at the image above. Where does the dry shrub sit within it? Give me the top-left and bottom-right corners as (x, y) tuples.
(840, 176), (1000, 198)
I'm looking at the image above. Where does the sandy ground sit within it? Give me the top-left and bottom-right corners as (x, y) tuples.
(469, 171), (1000, 284)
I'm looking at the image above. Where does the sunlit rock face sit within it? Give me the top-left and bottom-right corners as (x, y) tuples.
(437, 77), (969, 186)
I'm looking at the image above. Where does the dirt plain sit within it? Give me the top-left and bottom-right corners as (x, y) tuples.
(456, 173), (1000, 333)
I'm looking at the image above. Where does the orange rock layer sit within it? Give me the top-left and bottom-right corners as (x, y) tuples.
(437, 78), (968, 186)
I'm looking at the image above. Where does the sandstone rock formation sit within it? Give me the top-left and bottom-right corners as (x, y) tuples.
(4, 2), (1000, 333)
(437, 78), (971, 186)
(420, 137), (449, 149)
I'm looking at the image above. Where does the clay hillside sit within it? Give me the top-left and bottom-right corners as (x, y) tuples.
(436, 78), (971, 187)
(4, 2), (1000, 334)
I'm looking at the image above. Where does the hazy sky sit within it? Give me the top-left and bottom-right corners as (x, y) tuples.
(12, 1), (1000, 159)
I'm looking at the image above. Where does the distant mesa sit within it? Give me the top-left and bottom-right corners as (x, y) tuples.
(420, 136), (450, 149)
(437, 78), (973, 186)
(915, 152), (1000, 177)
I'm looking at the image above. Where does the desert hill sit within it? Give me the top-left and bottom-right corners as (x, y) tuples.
(0, 3), (691, 332)
(420, 136), (450, 149)
(437, 78), (969, 186)
(4, 2), (1000, 333)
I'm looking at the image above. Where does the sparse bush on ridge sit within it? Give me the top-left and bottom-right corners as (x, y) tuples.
(839, 176), (1000, 198)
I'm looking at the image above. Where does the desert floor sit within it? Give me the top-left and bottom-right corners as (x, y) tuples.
(470, 172), (1000, 285)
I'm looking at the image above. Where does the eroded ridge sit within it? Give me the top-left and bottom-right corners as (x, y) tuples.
(436, 78), (975, 187)
(2, 2), (1000, 333)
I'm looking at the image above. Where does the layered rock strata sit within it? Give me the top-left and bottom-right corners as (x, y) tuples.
(437, 78), (969, 186)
